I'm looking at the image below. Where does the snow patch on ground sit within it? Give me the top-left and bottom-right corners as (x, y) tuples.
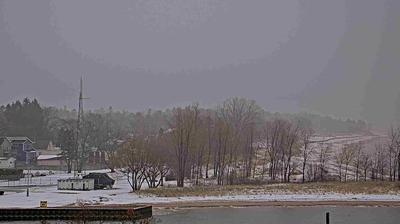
(1, 174), (400, 208)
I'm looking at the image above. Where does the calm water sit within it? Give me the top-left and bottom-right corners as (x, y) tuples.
(155, 206), (400, 224)
(2, 207), (400, 224)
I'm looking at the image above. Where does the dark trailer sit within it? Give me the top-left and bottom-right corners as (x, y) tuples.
(83, 173), (115, 189)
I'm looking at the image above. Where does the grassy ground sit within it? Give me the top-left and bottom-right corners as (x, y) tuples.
(139, 181), (400, 197)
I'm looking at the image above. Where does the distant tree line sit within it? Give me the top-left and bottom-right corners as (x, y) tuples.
(0, 98), (368, 143)
(0, 98), (50, 141)
(0, 97), (375, 190)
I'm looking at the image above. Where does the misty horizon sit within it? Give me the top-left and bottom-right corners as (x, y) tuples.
(1, 0), (399, 126)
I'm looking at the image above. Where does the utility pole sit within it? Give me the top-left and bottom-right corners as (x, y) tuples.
(26, 168), (31, 197)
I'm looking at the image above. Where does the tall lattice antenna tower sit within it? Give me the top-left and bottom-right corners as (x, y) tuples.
(75, 77), (88, 175)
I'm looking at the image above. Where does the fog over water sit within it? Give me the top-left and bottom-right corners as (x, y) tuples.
(0, 0), (399, 126)
(155, 207), (400, 224)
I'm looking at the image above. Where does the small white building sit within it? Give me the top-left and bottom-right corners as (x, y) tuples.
(0, 157), (16, 169)
(57, 178), (94, 191)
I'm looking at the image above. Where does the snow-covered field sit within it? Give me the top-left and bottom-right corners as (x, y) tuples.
(1, 134), (398, 209)
(1, 170), (400, 208)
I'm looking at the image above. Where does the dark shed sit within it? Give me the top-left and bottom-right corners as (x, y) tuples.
(83, 173), (115, 189)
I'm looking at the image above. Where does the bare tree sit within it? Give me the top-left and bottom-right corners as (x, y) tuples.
(335, 148), (345, 181)
(360, 152), (371, 181)
(317, 143), (331, 181)
(298, 119), (315, 183)
(143, 135), (171, 188)
(217, 97), (261, 184)
(283, 121), (300, 182)
(262, 118), (303, 183)
(388, 126), (400, 181)
(353, 143), (363, 181)
(387, 136), (396, 181)
(117, 138), (148, 191)
(213, 118), (231, 185)
(371, 143), (387, 181)
(204, 112), (215, 179)
(264, 119), (288, 181)
(306, 162), (317, 182)
(342, 145), (356, 182)
(191, 115), (208, 185)
(170, 104), (200, 187)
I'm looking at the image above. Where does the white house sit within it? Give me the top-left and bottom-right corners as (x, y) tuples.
(0, 157), (16, 169)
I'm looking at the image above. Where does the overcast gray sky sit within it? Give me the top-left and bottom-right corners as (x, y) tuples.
(0, 0), (399, 126)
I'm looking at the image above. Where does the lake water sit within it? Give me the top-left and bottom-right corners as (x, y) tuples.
(155, 206), (400, 224)
(1, 206), (400, 224)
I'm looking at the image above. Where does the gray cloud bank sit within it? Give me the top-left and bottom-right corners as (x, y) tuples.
(0, 0), (399, 126)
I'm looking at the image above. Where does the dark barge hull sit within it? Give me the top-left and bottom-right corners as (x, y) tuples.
(0, 206), (152, 221)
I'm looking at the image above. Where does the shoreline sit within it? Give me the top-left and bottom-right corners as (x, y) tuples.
(150, 200), (400, 209)
(4, 199), (400, 209)
(111, 200), (400, 209)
